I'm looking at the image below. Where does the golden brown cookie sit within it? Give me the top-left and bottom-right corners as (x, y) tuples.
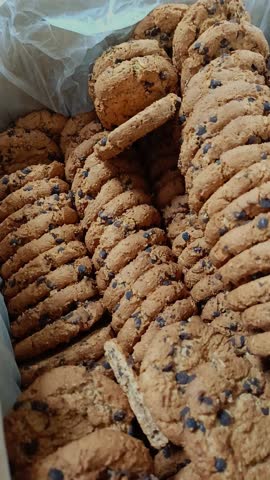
(181, 21), (269, 91)
(0, 205), (78, 264)
(1, 224), (82, 280)
(133, 4), (188, 53)
(103, 245), (175, 313)
(181, 50), (267, 117)
(24, 428), (153, 480)
(184, 256), (215, 290)
(5, 367), (134, 473)
(11, 277), (97, 339)
(65, 131), (105, 181)
(64, 119), (103, 160)
(8, 256), (92, 317)
(60, 111), (97, 154)
(0, 161), (64, 202)
(94, 54), (178, 129)
(14, 300), (104, 361)
(189, 143), (270, 213)
(172, 0), (249, 73)
(0, 128), (61, 176)
(94, 93), (180, 161)
(20, 326), (113, 387)
(15, 109), (67, 142)
(96, 228), (167, 292)
(4, 240), (87, 300)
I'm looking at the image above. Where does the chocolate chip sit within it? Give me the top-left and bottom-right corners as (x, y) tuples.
(193, 42), (201, 50)
(159, 71), (168, 80)
(261, 152), (268, 160)
(48, 468), (64, 480)
(77, 189), (84, 198)
(182, 231), (190, 241)
(224, 390), (232, 398)
(145, 246), (152, 253)
(144, 80), (154, 89)
(82, 170), (88, 178)
(220, 38), (229, 48)
(185, 417), (198, 431)
(57, 247), (65, 253)
(264, 101), (270, 113)
(115, 58), (122, 64)
(210, 79), (222, 89)
(161, 279), (172, 286)
(193, 246), (202, 254)
(143, 231), (151, 239)
(23, 185), (33, 191)
(233, 211), (247, 220)
(196, 125), (207, 137)
(247, 135), (259, 144)
(199, 395), (213, 406)
(218, 410), (232, 426)
(212, 310), (220, 318)
(78, 264), (87, 280)
(219, 226), (228, 236)
(162, 363), (173, 372)
(261, 407), (269, 415)
(198, 421), (206, 433)
(21, 167), (31, 174)
(180, 406), (190, 419)
(1, 176), (8, 184)
(215, 458), (227, 472)
(156, 316), (166, 327)
(162, 445), (172, 458)
(103, 361), (111, 370)
(243, 377), (263, 396)
(133, 313), (142, 329)
(51, 185), (60, 195)
(179, 114), (186, 125)
(256, 85), (263, 92)
(99, 137), (107, 146)
(125, 290), (133, 300)
(113, 410), (126, 422)
(99, 249), (107, 259)
(203, 143), (212, 154)
(175, 371), (196, 385)
(10, 238), (20, 246)
(111, 281), (117, 289)
(160, 32), (170, 42)
(31, 400), (49, 413)
(259, 198), (270, 209)
(179, 332), (192, 340)
(209, 115), (217, 123)
(22, 439), (38, 456)
(55, 238), (64, 245)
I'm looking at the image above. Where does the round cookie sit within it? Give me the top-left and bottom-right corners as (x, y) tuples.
(84, 188), (151, 248)
(4, 240), (87, 300)
(65, 131), (105, 181)
(14, 300), (104, 361)
(73, 152), (141, 217)
(225, 274), (270, 312)
(0, 128), (61, 176)
(155, 170), (185, 208)
(133, 4), (188, 53)
(111, 262), (182, 333)
(169, 214), (203, 246)
(103, 245), (175, 313)
(5, 367), (134, 472)
(82, 174), (148, 228)
(0, 205), (78, 264)
(172, 225), (204, 258)
(132, 296), (197, 365)
(60, 111), (97, 154)
(86, 204), (161, 258)
(96, 228), (167, 292)
(181, 21), (269, 91)
(192, 240), (270, 302)
(181, 50), (267, 117)
(15, 109), (67, 142)
(210, 212), (270, 267)
(8, 256), (92, 317)
(20, 326), (113, 387)
(172, 0), (249, 73)
(0, 224), (82, 281)
(11, 277), (97, 340)
(181, 360), (270, 480)
(185, 115), (270, 193)
(201, 159), (270, 220)
(94, 54), (177, 129)
(116, 281), (187, 354)
(0, 177), (69, 223)
(64, 119), (103, 161)
(178, 235), (208, 270)
(139, 317), (240, 446)
(24, 428), (153, 480)
(180, 83), (270, 174)
(94, 93), (180, 161)
(205, 181), (270, 247)
(0, 161), (64, 202)
(184, 256), (215, 290)
(89, 39), (167, 98)
(0, 191), (68, 243)
(189, 143), (270, 213)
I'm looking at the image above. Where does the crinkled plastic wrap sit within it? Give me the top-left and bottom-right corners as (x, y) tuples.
(0, 1), (269, 478)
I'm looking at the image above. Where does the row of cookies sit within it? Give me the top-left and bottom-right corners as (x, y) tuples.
(172, 0), (270, 359)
